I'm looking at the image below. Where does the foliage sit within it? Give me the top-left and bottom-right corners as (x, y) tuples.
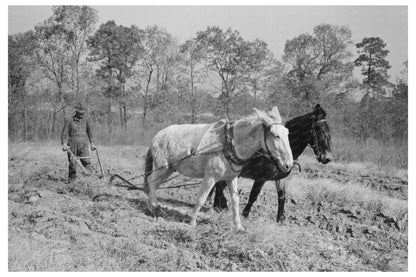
(179, 38), (206, 123)
(87, 20), (143, 129)
(8, 8), (407, 150)
(87, 20), (142, 97)
(8, 31), (37, 141)
(283, 24), (354, 110)
(194, 26), (273, 118)
(51, 6), (98, 95)
(354, 37), (391, 97)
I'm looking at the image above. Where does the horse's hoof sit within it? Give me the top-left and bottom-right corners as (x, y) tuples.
(213, 201), (228, 212)
(145, 206), (161, 218)
(154, 206), (162, 218)
(236, 225), (245, 232)
(144, 208), (154, 217)
(276, 215), (286, 223)
(242, 209), (250, 218)
(220, 204), (229, 210)
(214, 205), (228, 213)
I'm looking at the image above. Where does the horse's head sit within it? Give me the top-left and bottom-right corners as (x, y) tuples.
(254, 106), (293, 172)
(310, 104), (332, 164)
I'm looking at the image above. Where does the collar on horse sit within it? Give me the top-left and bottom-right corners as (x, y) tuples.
(223, 121), (284, 170)
(223, 121), (247, 167)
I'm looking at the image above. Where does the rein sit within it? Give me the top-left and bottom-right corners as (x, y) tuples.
(223, 121), (285, 171)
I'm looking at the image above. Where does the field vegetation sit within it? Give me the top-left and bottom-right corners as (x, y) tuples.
(8, 6), (407, 272)
(8, 143), (407, 271)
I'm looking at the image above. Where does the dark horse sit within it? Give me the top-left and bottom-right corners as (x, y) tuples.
(211, 104), (332, 222)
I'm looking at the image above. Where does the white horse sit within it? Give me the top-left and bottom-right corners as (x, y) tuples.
(143, 106), (293, 229)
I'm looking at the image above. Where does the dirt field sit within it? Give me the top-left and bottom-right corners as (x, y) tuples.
(8, 142), (408, 271)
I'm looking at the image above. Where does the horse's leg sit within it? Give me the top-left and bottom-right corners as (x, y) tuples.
(227, 177), (244, 230)
(275, 179), (287, 223)
(190, 176), (216, 227)
(242, 179), (266, 217)
(146, 167), (173, 217)
(213, 180), (228, 211)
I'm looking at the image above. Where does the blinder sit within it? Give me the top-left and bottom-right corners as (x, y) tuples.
(310, 119), (328, 158)
(223, 121), (285, 170)
(262, 122), (285, 161)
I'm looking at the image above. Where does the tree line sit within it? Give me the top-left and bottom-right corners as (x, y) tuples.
(8, 6), (407, 145)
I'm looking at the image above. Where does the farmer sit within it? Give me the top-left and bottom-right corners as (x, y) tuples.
(61, 103), (96, 182)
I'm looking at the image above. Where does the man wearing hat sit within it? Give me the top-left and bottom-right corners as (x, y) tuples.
(61, 103), (96, 182)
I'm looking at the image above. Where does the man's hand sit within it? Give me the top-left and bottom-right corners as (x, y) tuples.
(90, 143), (96, 151)
(62, 144), (69, 152)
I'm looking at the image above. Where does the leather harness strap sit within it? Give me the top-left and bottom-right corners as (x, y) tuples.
(311, 119), (327, 156)
(223, 121), (247, 167)
(263, 122), (282, 156)
(223, 121), (284, 170)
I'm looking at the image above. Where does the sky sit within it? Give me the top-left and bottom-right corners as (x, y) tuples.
(8, 5), (408, 80)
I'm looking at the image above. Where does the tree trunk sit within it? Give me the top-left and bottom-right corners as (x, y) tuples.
(121, 83), (127, 129)
(367, 53), (372, 96)
(142, 103), (147, 135)
(76, 61), (80, 95)
(190, 71), (196, 124)
(119, 105), (123, 127)
(156, 66), (160, 92)
(142, 69), (153, 134)
(22, 88), (28, 141)
(107, 100), (112, 137)
(252, 79), (258, 107)
(59, 85), (66, 119)
(46, 110), (51, 140)
(51, 106), (57, 135)
(123, 103), (127, 127)
(224, 83), (230, 119)
(23, 103), (27, 141)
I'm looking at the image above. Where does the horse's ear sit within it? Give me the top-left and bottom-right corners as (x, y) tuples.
(271, 106), (279, 116)
(269, 106), (282, 123)
(314, 104), (326, 117)
(253, 108), (262, 118)
(253, 108), (271, 124)
(314, 104), (322, 115)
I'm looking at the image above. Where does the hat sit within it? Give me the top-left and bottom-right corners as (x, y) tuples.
(75, 103), (85, 114)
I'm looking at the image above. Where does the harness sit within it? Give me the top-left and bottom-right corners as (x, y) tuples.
(263, 122), (283, 156)
(223, 121), (284, 171)
(223, 122), (247, 167)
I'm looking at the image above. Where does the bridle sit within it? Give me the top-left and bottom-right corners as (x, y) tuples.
(262, 122), (285, 158)
(223, 121), (285, 170)
(310, 119), (328, 158)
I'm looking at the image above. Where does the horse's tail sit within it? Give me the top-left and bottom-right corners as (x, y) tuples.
(143, 148), (153, 194)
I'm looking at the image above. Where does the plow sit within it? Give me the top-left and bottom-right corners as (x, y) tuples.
(65, 146), (301, 194)
(65, 147), (203, 191)
(65, 147), (105, 179)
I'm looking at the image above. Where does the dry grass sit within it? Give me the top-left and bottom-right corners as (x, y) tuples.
(288, 176), (407, 221)
(8, 142), (408, 271)
(91, 121), (408, 171)
(299, 153), (407, 181)
(331, 135), (407, 170)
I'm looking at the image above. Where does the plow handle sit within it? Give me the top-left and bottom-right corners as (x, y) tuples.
(65, 148), (91, 176)
(94, 148), (105, 178)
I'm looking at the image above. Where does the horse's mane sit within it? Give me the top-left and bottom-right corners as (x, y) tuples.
(237, 108), (282, 126)
(240, 112), (263, 125)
